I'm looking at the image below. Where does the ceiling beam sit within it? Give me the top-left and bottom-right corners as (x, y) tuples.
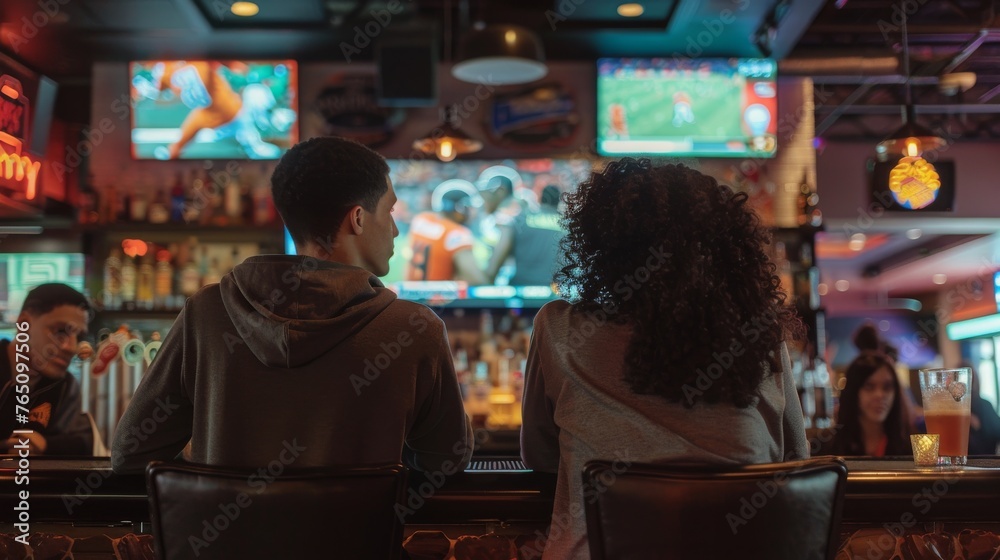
(941, 30), (991, 74)
(980, 83), (1000, 103)
(816, 81), (875, 136)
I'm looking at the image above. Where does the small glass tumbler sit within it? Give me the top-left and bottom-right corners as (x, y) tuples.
(910, 434), (940, 466)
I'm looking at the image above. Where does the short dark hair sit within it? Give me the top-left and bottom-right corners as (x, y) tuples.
(271, 136), (390, 246)
(21, 283), (90, 316)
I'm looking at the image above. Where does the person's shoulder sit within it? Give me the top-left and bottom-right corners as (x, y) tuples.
(382, 299), (446, 334)
(533, 299), (572, 328)
(187, 283), (224, 305)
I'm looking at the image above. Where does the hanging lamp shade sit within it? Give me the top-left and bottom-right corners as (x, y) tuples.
(876, 106), (948, 160)
(875, 10), (947, 161)
(452, 25), (547, 85)
(412, 105), (483, 162)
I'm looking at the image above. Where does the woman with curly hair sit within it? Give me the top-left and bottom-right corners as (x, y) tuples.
(824, 353), (912, 457)
(520, 158), (808, 560)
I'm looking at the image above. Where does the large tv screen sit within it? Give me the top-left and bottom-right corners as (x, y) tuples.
(288, 159), (592, 308)
(130, 60), (298, 160)
(597, 58), (778, 158)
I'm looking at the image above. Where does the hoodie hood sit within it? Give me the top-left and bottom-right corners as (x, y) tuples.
(220, 255), (397, 368)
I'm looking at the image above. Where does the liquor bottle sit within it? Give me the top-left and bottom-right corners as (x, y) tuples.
(253, 166), (273, 225)
(120, 254), (137, 310)
(180, 257), (201, 298)
(148, 187), (170, 224)
(103, 183), (120, 223)
(170, 173), (186, 223)
(454, 344), (470, 400)
(102, 249), (122, 310)
(240, 179), (255, 226)
(227, 246), (240, 274)
(189, 170), (207, 225)
(79, 175), (99, 224)
(154, 249), (173, 310)
(224, 178), (242, 224)
(121, 188), (133, 223)
(202, 257), (223, 286)
(478, 310), (497, 382)
(209, 168), (227, 226)
(136, 254), (155, 311)
(130, 187), (148, 223)
(198, 246), (209, 282)
(468, 361), (491, 428)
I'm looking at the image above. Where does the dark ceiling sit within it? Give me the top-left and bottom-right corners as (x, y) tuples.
(0, 0), (820, 75)
(1, 0), (999, 138)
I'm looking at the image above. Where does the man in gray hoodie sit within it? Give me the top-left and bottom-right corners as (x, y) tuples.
(111, 137), (473, 474)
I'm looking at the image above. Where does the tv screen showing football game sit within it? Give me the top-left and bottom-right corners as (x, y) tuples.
(597, 58), (778, 158)
(286, 159), (590, 308)
(130, 60), (298, 160)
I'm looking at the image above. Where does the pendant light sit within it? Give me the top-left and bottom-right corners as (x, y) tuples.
(412, 105), (483, 162)
(452, 24), (547, 85)
(876, 10), (947, 160)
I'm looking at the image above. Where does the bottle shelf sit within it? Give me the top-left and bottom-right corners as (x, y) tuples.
(92, 309), (181, 320)
(76, 223), (283, 235)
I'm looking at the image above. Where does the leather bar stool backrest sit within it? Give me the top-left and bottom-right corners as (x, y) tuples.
(583, 456), (847, 560)
(147, 461), (407, 560)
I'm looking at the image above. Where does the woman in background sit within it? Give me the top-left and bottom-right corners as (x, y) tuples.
(826, 353), (911, 456)
(520, 158), (808, 560)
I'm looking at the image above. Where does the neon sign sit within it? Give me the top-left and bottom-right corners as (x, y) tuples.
(0, 135), (40, 200)
(0, 74), (37, 200)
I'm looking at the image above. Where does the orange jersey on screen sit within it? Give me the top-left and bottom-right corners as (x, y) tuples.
(406, 212), (476, 281)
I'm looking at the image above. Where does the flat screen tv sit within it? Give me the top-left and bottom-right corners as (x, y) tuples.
(286, 159), (592, 308)
(596, 57), (778, 158)
(130, 60), (298, 160)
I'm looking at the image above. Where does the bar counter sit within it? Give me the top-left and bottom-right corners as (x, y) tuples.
(3, 457), (1000, 558)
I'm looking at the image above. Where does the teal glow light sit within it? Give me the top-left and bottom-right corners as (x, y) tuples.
(946, 313), (1000, 341)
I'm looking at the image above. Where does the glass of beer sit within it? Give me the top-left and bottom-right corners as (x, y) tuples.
(919, 367), (972, 466)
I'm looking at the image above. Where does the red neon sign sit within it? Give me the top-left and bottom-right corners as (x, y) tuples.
(0, 75), (37, 200)
(0, 135), (40, 200)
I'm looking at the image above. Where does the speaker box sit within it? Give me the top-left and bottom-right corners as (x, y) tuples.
(376, 28), (438, 107)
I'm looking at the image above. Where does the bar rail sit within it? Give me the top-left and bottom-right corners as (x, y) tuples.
(2, 456), (1000, 525)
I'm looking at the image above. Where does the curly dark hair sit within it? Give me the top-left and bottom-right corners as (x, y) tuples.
(271, 136), (389, 246)
(830, 353), (911, 456)
(555, 158), (803, 408)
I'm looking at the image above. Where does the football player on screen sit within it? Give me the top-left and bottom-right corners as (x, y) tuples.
(152, 61), (242, 159)
(405, 180), (489, 285)
(672, 92), (695, 127)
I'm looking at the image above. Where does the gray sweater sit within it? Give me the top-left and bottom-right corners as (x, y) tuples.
(112, 255), (473, 474)
(520, 299), (808, 560)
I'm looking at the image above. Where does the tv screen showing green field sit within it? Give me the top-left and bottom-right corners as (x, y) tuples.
(130, 60), (298, 160)
(597, 58), (777, 158)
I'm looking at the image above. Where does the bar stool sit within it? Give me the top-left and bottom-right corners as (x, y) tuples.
(582, 456), (847, 560)
(146, 461), (407, 560)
